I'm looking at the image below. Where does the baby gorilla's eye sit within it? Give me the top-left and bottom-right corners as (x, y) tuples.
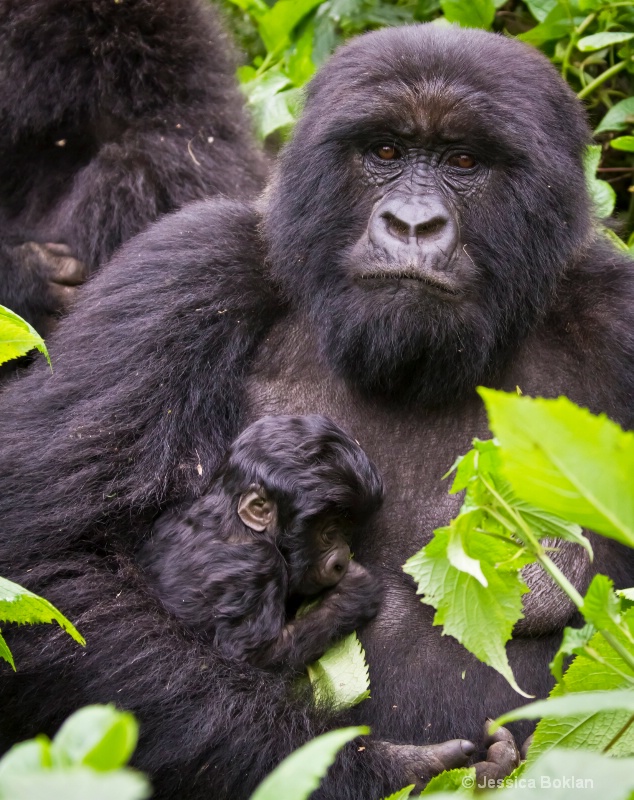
(447, 153), (476, 169)
(374, 144), (401, 161)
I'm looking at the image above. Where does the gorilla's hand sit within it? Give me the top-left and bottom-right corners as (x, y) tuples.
(378, 739), (476, 789)
(473, 723), (521, 788)
(323, 559), (382, 625)
(19, 242), (87, 316)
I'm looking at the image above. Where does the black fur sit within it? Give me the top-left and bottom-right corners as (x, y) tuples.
(1, 24), (634, 800)
(0, 0), (266, 335)
(139, 414), (383, 669)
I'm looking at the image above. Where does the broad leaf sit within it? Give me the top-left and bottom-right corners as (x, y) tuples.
(479, 390), (634, 548)
(257, 0), (323, 53)
(525, 0), (557, 22)
(577, 31), (634, 52)
(495, 689), (634, 727)
(595, 97), (634, 134)
(0, 768), (151, 800)
(381, 787), (415, 800)
(610, 136), (634, 152)
(583, 145), (616, 218)
(421, 767), (476, 794)
(307, 632), (370, 710)
(0, 633), (14, 670)
(0, 305), (50, 368)
(54, 706), (139, 771)
(249, 727), (368, 800)
(549, 623), (595, 682)
(440, 0), (495, 28)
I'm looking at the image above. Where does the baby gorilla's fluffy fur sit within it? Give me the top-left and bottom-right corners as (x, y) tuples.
(140, 415), (384, 670)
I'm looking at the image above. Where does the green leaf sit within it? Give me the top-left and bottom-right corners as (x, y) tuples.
(249, 727), (368, 800)
(610, 135), (634, 152)
(519, 5), (582, 46)
(495, 689), (634, 727)
(403, 525), (531, 697)
(0, 632), (15, 670)
(421, 767), (476, 794)
(53, 706), (139, 771)
(381, 786), (415, 800)
(501, 748), (634, 800)
(581, 575), (622, 633)
(525, 0), (557, 22)
(583, 144), (616, 218)
(439, 0), (495, 28)
(0, 768), (151, 800)
(595, 97), (634, 133)
(257, 0), (324, 54)
(306, 632), (370, 711)
(478, 390), (634, 549)
(0, 737), (53, 777)
(529, 608), (634, 761)
(285, 21), (317, 87)
(0, 576), (85, 647)
(549, 623), (595, 682)
(446, 523), (487, 587)
(224, 0), (269, 19)
(0, 305), (50, 368)
(578, 31), (634, 52)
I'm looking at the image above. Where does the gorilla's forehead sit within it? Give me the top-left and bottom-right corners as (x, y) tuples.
(304, 24), (572, 151)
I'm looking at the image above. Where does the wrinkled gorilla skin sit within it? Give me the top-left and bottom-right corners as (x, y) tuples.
(1, 24), (634, 800)
(0, 0), (266, 335)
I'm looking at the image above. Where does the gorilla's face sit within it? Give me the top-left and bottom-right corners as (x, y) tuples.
(265, 25), (592, 406)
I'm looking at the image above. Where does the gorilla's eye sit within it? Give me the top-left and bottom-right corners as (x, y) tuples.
(447, 153), (476, 169)
(374, 144), (401, 161)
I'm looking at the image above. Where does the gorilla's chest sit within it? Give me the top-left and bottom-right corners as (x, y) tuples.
(244, 314), (485, 569)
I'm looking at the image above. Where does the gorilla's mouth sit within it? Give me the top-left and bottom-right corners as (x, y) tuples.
(355, 272), (461, 297)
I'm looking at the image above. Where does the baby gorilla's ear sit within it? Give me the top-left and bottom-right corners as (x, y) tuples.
(237, 485), (276, 532)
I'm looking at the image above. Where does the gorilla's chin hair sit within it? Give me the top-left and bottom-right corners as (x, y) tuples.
(311, 278), (500, 407)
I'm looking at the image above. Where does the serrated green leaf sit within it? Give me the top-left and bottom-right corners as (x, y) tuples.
(479, 390), (634, 548)
(306, 632), (370, 711)
(53, 706), (138, 771)
(403, 526), (531, 697)
(440, 0), (495, 28)
(501, 749), (634, 800)
(0, 632), (15, 670)
(610, 135), (634, 152)
(381, 785), (415, 800)
(0, 768), (151, 800)
(446, 523), (487, 586)
(619, 588), (634, 601)
(578, 31), (634, 51)
(582, 575), (622, 633)
(549, 623), (595, 682)
(494, 689), (634, 727)
(0, 305), (50, 368)
(0, 576), (85, 648)
(595, 97), (634, 133)
(421, 767), (476, 794)
(249, 727), (368, 800)
(528, 608), (634, 761)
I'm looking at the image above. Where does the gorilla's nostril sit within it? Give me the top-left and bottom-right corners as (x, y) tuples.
(415, 216), (447, 239)
(382, 212), (411, 242)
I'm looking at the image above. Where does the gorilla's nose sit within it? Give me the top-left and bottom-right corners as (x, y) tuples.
(368, 194), (459, 270)
(323, 549), (349, 586)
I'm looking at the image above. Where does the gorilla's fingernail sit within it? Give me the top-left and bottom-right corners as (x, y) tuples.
(461, 740), (476, 756)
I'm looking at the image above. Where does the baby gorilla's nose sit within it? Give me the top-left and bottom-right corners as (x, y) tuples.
(323, 547), (350, 586)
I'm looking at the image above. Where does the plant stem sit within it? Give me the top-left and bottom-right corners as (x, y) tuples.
(578, 59), (629, 99)
(600, 630), (634, 673)
(562, 13), (596, 81)
(603, 714), (634, 753)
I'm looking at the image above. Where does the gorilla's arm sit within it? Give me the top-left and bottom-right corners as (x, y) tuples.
(0, 200), (478, 798)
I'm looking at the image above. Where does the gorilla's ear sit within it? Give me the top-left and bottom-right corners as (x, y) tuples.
(237, 485), (276, 532)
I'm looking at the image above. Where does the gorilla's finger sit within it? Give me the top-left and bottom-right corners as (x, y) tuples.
(520, 734), (534, 761)
(33, 243), (87, 286)
(473, 724), (520, 788)
(380, 739), (475, 790)
(43, 242), (72, 256)
(49, 283), (80, 312)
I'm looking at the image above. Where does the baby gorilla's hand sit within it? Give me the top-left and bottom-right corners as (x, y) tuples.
(323, 559), (382, 627)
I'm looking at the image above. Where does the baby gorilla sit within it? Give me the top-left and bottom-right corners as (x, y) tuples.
(140, 415), (384, 670)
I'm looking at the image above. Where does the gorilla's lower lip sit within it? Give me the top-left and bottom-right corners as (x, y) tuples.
(355, 272), (461, 296)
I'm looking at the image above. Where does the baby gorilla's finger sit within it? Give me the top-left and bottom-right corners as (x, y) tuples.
(380, 738), (475, 791)
(473, 723), (520, 788)
(520, 733), (533, 761)
(37, 243), (87, 286)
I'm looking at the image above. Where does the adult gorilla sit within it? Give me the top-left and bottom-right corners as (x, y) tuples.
(1, 24), (633, 800)
(0, 0), (266, 338)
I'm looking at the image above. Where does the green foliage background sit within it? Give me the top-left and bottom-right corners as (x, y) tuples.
(217, 0), (634, 245)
